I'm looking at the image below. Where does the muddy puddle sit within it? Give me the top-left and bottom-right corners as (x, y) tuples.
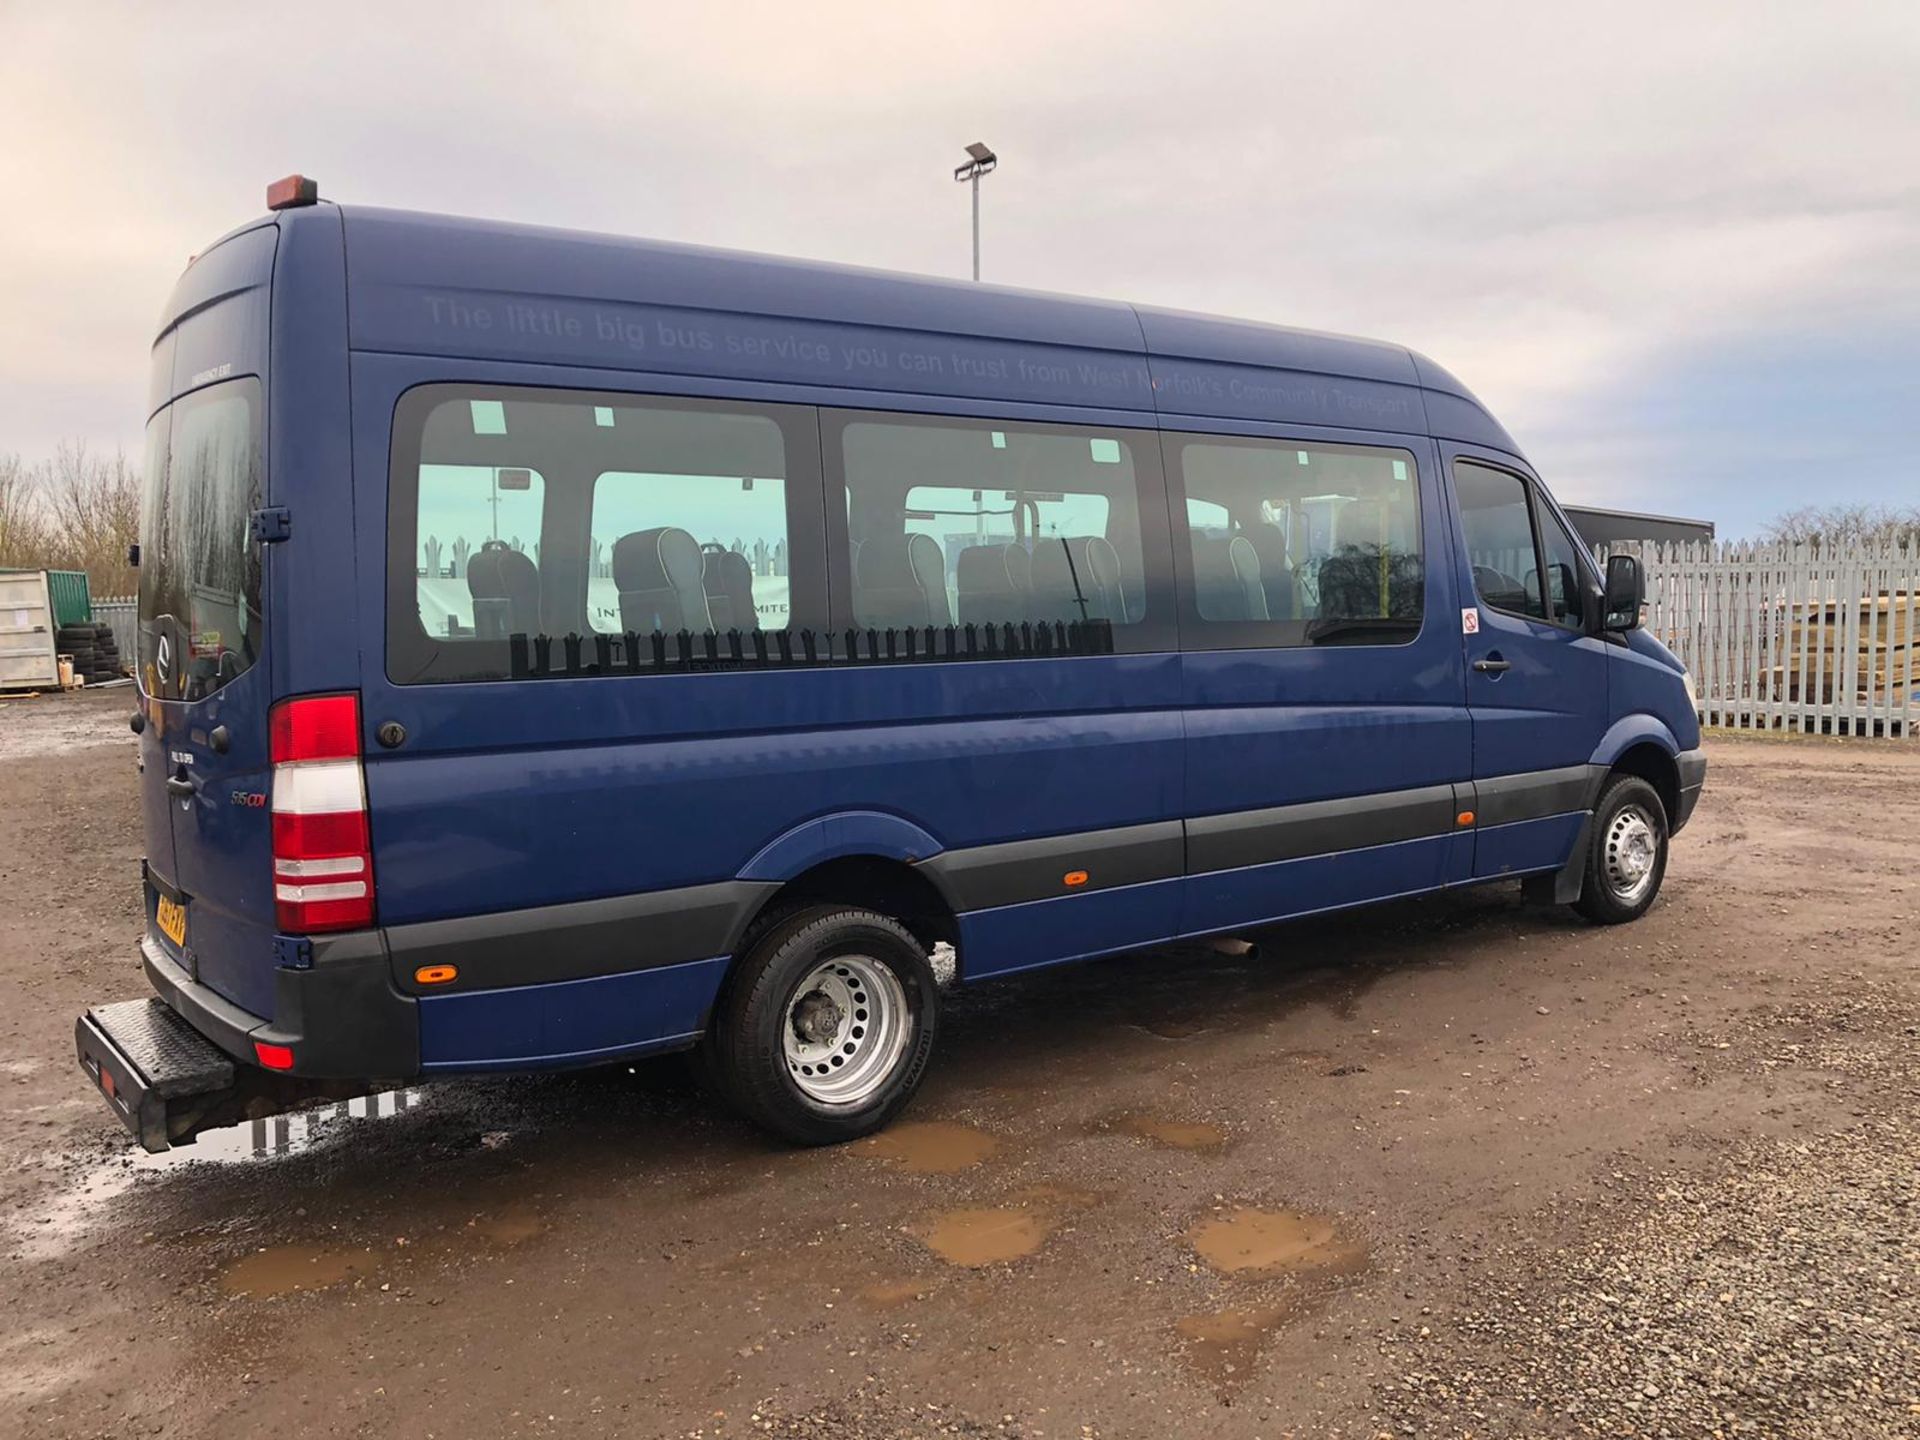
(1102, 1113), (1229, 1150)
(857, 1120), (998, 1174)
(218, 1201), (545, 1299)
(911, 1206), (1050, 1266)
(1174, 1303), (1298, 1388)
(221, 1243), (374, 1297)
(909, 1184), (1096, 1268)
(467, 1205), (546, 1246)
(1186, 1207), (1366, 1275)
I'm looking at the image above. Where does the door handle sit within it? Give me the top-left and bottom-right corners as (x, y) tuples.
(165, 774), (195, 798)
(1472, 656), (1512, 674)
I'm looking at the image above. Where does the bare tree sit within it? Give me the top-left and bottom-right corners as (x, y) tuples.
(41, 442), (142, 596)
(1762, 503), (1920, 550)
(0, 444), (143, 595)
(0, 454), (53, 570)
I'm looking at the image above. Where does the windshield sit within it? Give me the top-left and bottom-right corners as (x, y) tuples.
(138, 378), (263, 701)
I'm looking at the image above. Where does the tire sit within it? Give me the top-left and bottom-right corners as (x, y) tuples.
(700, 904), (939, 1145)
(1572, 774), (1669, 924)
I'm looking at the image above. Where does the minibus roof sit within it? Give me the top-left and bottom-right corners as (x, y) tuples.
(281, 204), (1519, 450)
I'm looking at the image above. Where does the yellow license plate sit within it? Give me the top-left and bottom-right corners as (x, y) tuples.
(155, 895), (187, 948)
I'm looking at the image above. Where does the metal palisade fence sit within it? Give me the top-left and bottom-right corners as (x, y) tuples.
(1600, 541), (1919, 739)
(93, 595), (137, 669)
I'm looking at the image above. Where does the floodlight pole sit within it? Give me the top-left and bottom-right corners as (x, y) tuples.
(953, 143), (998, 282)
(970, 173), (981, 282)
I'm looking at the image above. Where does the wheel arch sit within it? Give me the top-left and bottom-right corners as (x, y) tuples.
(1606, 741), (1681, 827)
(1591, 715), (1682, 823)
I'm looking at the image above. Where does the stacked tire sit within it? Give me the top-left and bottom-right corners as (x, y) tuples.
(56, 622), (124, 685)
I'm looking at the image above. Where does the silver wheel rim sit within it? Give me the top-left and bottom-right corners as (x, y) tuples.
(781, 954), (911, 1107)
(1603, 803), (1660, 904)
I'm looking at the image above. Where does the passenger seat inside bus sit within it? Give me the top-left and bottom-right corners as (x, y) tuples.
(856, 533), (950, 630)
(956, 543), (1031, 626)
(701, 543), (758, 631)
(1242, 521), (1296, 620)
(1191, 533), (1269, 621)
(466, 540), (541, 639)
(1029, 535), (1126, 622)
(613, 525), (712, 633)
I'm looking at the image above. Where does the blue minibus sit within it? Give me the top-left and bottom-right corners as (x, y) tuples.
(77, 176), (1704, 1150)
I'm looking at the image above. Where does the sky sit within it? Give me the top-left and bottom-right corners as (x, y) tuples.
(1, 2), (1914, 539)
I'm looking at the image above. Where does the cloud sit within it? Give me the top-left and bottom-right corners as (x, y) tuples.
(0, 0), (1914, 538)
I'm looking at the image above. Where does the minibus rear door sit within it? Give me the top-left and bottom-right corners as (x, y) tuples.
(137, 377), (279, 1019)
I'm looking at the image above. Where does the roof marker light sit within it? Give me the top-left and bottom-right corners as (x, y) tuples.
(266, 174), (320, 211)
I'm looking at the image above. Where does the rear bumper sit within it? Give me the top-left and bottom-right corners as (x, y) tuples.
(75, 998), (238, 1153)
(141, 930), (419, 1081)
(1672, 747), (1707, 833)
(77, 989), (387, 1154)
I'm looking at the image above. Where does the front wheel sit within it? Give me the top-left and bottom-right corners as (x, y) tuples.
(1572, 774), (1669, 924)
(701, 905), (939, 1145)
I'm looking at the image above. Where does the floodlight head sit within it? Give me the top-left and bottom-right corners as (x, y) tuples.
(954, 141), (999, 182)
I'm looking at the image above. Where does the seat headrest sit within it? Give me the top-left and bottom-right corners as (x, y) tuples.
(612, 526), (704, 592)
(1031, 536), (1124, 610)
(856, 532), (939, 588)
(857, 533), (948, 626)
(956, 542), (1030, 591)
(466, 541), (537, 598)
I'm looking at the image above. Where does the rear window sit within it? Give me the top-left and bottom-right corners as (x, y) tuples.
(137, 378), (263, 701)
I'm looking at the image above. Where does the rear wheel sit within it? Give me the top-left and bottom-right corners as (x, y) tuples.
(701, 905), (939, 1145)
(1572, 774), (1669, 924)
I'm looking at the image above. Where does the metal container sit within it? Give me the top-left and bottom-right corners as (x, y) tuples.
(0, 569), (60, 690)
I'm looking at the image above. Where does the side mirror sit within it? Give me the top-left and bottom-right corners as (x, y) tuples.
(1603, 553), (1644, 632)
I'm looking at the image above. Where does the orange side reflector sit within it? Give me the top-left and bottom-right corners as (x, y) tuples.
(415, 964), (459, 985)
(1456, 810), (1476, 827)
(1063, 870), (1089, 887)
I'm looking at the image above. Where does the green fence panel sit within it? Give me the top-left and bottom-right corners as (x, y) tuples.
(45, 570), (92, 626)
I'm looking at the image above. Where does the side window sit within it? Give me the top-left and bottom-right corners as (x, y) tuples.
(1537, 507), (1588, 630)
(1172, 436), (1423, 646)
(834, 415), (1155, 647)
(1453, 462), (1546, 620)
(389, 388), (820, 684)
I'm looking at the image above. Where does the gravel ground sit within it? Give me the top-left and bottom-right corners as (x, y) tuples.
(2, 688), (1917, 1439)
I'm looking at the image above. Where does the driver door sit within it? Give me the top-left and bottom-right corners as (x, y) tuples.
(1445, 453), (1610, 879)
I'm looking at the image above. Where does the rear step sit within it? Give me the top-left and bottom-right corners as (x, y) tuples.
(77, 998), (370, 1153)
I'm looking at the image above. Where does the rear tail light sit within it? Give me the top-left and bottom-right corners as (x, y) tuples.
(270, 693), (374, 932)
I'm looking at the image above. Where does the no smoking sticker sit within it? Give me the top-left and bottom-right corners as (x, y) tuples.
(1461, 607), (1480, 635)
